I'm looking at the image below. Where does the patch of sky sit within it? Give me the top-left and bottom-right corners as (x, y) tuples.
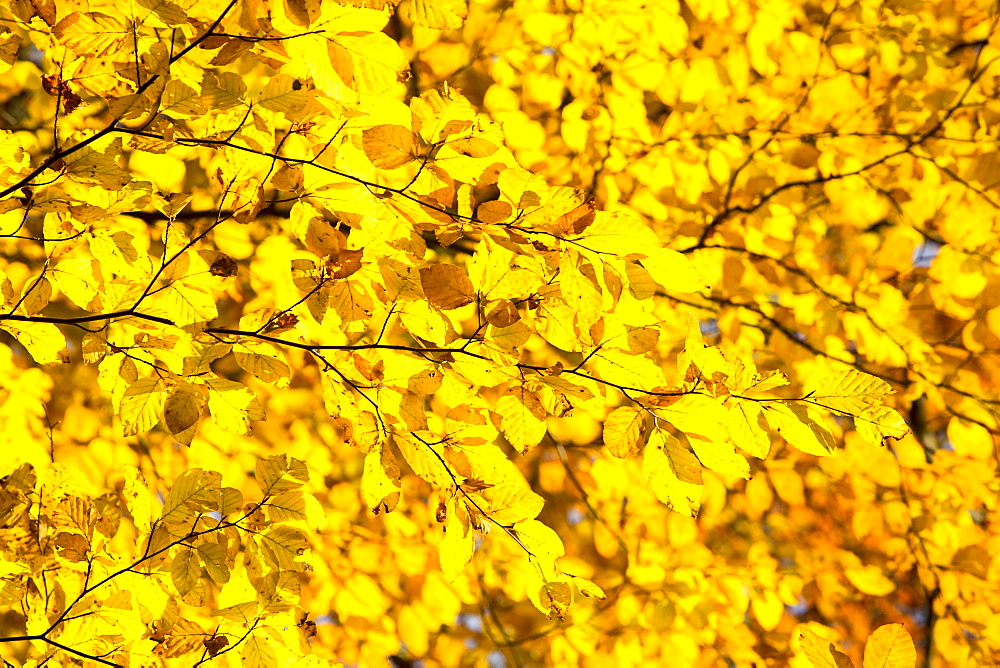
(912, 239), (942, 268)
(567, 506), (585, 525)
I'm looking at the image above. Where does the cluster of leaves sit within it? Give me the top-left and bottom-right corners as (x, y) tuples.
(0, 455), (318, 665)
(0, 0), (997, 665)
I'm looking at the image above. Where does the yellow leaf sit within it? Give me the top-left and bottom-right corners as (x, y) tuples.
(855, 406), (910, 446)
(256, 454), (309, 495)
(200, 71), (246, 111)
(482, 485), (544, 525)
(690, 437), (750, 479)
(159, 79), (207, 118)
(362, 124), (422, 169)
(51, 258), (102, 310)
(120, 377), (168, 436)
(170, 548), (200, 596)
(513, 519), (565, 561)
(62, 136), (132, 189)
(135, 0), (187, 26)
(205, 376), (265, 435)
(863, 623), (916, 668)
(18, 276), (51, 315)
(400, 299), (454, 345)
(751, 588), (784, 631)
(197, 542), (230, 585)
(845, 564), (896, 596)
(439, 499), (474, 582)
(419, 264), (475, 310)
(122, 466), (154, 533)
(729, 399), (772, 459)
(154, 281), (217, 327)
(603, 406), (646, 458)
(571, 575), (606, 600)
(641, 248), (709, 292)
(642, 428), (703, 516)
(2, 321), (69, 365)
(259, 524), (308, 570)
(409, 0), (468, 29)
(241, 632), (278, 668)
(765, 402), (837, 456)
(258, 73), (309, 116)
(573, 211), (662, 257)
(805, 369), (894, 414)
(496, 386), (548, 453)
(798, 627), (853, 668)
(233, 339), (291, 387)
(160, 469), (222, 524)
(656, 393), (729, 443)
(362, 446), (401, 513)
(89, 230), (144, 278)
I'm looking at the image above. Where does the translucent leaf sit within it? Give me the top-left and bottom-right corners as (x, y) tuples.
(170, 548), (200, 596)
(603, 406), (646, 458)
(256, 454), (309, 496)
(234, 340), (291, 387)
(641, 248), (709, 292)
(513, 519), (564, 562)
(805, 369), (893, 415)
(206, 376), (265, 436)
(765, 402), (837, 456)
(642, 428), (703, 516)
(482, 485), (544, 525)
(18, 276), (51, 315)
(160, 469), (222, 524)
(855, 406), (910, 446)
(120, 377), (168, 436)
(439, 499), (474, 582)
(571, 575), (606, 600)
(496, 385), (548, 453)
(258, 73), (309, 116)
(729, 399), (772, 459)
(197, 542), (230, 585)
(362, 447), (401, 513)
(1, 321), (69, 365)
(242, 632), (278, 668)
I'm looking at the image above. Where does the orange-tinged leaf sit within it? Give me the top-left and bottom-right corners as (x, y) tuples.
(420, 264), (475, 310)
(162, 383), (203, 445)
(362, 124), (422, 169)
(863, 623), (916, 668)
